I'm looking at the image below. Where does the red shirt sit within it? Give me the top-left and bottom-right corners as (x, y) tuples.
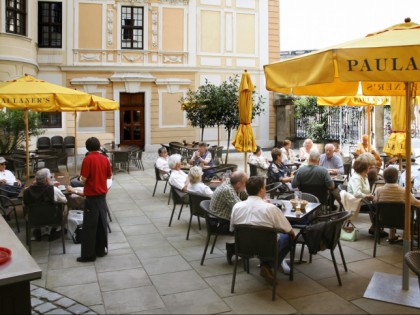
(80, 152), (112, 196)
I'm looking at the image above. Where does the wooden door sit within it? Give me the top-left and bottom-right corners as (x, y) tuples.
(119, 93), (145, 148)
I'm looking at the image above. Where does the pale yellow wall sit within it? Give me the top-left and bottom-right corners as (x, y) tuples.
(162, 8), (184, 51)
(79, 4), (102, 49)
(200, 11), (221, 53)
(161, 93), (184, 125)
(79, 112), (102, 128)
(236, 14), (255, 54)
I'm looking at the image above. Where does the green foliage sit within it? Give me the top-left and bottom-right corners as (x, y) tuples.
(294, 96), (338, 143)
(0, 109), (44, 154)
(180, 74), (265, 150)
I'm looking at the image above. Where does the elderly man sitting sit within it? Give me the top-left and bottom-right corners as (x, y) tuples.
(320, 143), (344, 175)
(168, 154), (190, 203)
(0, 156), (23, 197)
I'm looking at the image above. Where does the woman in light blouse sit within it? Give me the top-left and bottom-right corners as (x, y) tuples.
(280, 140), (296, 163)
(299, 139), (317, 163)
(187, 166), (213, 197)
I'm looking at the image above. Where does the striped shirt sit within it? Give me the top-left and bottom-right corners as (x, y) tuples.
(210, 180), (246, 220)
(374, 183), (418, 204)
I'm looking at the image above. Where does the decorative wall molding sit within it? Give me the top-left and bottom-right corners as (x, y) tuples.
(123, 54), (143, 62)
(116, 0), (149, 4)
(107, 9), (114, 46)
(159, 0), (189, 5)
(70, 77), (110, 85)
(163, 55), (182, 63)
(80, 53), (101, 61)
(152, 11), (158, 48)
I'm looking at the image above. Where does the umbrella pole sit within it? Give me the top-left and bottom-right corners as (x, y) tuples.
(368, 105), (371, 152)
(74, 111), (77, 175)
(402, 82), (412, 291)
(244, 152), (247, 174)
(25, 110), (30, 179)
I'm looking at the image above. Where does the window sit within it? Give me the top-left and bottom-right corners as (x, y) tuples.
(38, 2), (62, 48)
(121, 6), (143, 49)
(40, 113), (62, 128)
(6, 0), (27, 35)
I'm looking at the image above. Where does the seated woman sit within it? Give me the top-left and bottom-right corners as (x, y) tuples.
(280, 140), (296, 163)
(267, 148), (294, 193)
(248, 146), (269, 177)
(355, 134), (382, 168)
(299, 139), (318, 163)
(347, 158), (387, 237)
(156, 147), (171, 180)
(187, 166), (213, 197)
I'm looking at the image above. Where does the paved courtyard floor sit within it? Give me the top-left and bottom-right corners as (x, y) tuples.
(9, 151), (420, 314)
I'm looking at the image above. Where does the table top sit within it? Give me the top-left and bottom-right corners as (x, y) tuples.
(331, 175), (346, 184)
(271, 199), (321, 221)
(205, 179), (223, 191)
(0, 215), (42, 286)
(103, 145), (131, 153)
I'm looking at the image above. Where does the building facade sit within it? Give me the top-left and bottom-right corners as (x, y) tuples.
(0, 0), (279, 154)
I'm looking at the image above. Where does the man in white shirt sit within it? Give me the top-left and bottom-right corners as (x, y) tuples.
(230, 176), (295, 283)
(0, 156), (22, 196)
(168, 154), (190, 203)
(156, 147), (171, 179)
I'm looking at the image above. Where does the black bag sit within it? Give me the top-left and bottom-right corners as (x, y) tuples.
(72, 224), (83, 244)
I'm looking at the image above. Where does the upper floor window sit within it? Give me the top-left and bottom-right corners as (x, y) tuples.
(121, 6), (144, 49)
(38, 2), (62, 48)
(40, 113), (62, 128)
(6, 0), (26, 36)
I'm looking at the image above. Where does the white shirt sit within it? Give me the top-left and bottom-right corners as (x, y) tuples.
(348, 172), (371, 198)
(230, 196), (292, 233)
(169, 170), (188, 190)
(156, 156), (171, 179)
(53, 186), (68, 203)
(188, 182), (213, 197)
(280, 147), (296, 163)
(248, 154), (269, 177)
(0, 169), (17, 185)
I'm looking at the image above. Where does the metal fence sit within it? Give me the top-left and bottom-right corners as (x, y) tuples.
(295, 107), (361, 144)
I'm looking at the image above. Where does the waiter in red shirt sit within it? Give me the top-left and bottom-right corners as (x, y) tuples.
(77, 137), (112, 262)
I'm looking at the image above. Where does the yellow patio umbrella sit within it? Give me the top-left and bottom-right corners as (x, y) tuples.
(0, 74), (110, 177)
(318, 96), (390, 151)
(232, 70), (257, 172)
(264, 18), (420, 290)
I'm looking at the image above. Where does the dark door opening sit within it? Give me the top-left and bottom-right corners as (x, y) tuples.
(120, 92), (145, 148)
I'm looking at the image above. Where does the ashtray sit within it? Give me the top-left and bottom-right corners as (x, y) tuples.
(0, 247), (12, 265)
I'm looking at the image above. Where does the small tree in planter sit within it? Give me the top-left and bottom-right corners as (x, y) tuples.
(0, 109), (44, 154)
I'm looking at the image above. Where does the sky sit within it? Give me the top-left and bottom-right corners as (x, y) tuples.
(279, 0), (420, 51)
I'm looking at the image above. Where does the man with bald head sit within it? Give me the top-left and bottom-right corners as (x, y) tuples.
(210, 170), (248, 264)
(292, 150), (335, 191)
(319, 143), (344, 175)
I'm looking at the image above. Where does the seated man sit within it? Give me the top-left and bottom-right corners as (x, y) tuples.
(210, 171), (248, 264)
(23, 168), (67, 241)
(356, 134), (382, 168)
(374, 167), (420, 243)
(168, 154), (189, 203)
(0, 156), (23, 196)
(230, 176), (295, 281)
(190, 142), (214, 179)
(156, 147), (171, 179)
(319, 143), (344, 175)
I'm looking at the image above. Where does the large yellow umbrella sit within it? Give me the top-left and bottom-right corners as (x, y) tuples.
(0, 75), (117, 177)
(232, 70), (257, 172)
(264, 18), (420, 290)
(318, 96), (390, 151)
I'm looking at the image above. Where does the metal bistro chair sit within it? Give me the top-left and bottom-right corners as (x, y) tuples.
(0, 195), (20, 233)
(404, 251), (420, 290)
(168, 185), (188, 227)
(36, 137), (51, 150)
(51, 136), (64, 151)
(112, 151), (130, 174)
(199, 200), (233, 265)
(290, 211), (352, 285)
(186, 192), (210, 240)
(231, 224), (281, 301)
(24, 202), (66, 254)
(152, 164), (169, 197)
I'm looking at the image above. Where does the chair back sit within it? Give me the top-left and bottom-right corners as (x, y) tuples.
(283, 192), (319, 203)
(404, 251), (420, 290)
(154, 164), (162, 181)
(200, 200), (230, 235)
(51, 136), (64, 150)
(234, 224), (279, 261)
(25, 202), (64, 227)
(113, 151), (129, 163)
(324, 211), (352, 250)
(376, 202), (406, 230)
(248, 163), (258, 176)
(343, 162), (352, 180)
(188, 192), (210, 217)
(64, 136), (75, 148)
(337, 184), (347, 192)
(37, 137), (51, 150)
(171, 185), (187, 205)
(299, 184), (329, 205)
